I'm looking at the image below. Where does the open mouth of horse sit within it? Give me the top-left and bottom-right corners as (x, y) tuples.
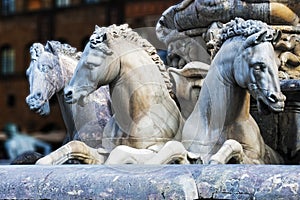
(90, 41), (98, 48)
(36, 102), (50, 115)
(64, 95), (77, 104)
(26, 97), (50, 115)
(64, 85), (96, 106)
(257, 97), (285, 115)
(65, 94), (91, 107)
(65, 90), (91, 107)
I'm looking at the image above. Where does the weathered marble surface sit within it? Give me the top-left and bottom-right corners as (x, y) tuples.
(155, 1), (300, 164)
(180, 18), (285, 164)
(0, 165), (299, 199)
(26, 41), (112, 148)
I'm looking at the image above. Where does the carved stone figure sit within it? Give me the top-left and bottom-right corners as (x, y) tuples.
(164, 34), (211, 69)
(37, 19), (287, 165)
(157, 0), (299, 35)
(182, 18), (286, 164)
(156, 0), (300, 70)
(37, 24), (187, 165)
(26, 41), (112, 148)
(3, 123), (51, 160)
(168, 61), (209, 119)
(274, 33), (300, 79)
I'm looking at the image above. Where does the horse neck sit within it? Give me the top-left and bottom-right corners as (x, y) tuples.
(202, 41), (251, 126)
(55, 54), (78, 139)
(109, 44), (170, 126)
(110, 42), (165, 89)
(57, 54), (77, 89)
(55, 89), (76, 140)
(110, 37), (170, 87)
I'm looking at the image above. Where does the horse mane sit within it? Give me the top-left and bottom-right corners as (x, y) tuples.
(104, 24), (174, 94)
(45, 40), (81, 60)
(209, 18), (276, 58)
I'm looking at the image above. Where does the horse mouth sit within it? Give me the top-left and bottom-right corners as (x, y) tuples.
(64, 88), (79, 104)
(257, 98), (284, 115)
(37, 103), (50, 115)
(90, 41), (97, 48)
(27, 100), (50, 115)
(65, 92), (90, 107)
(64, 85), (95, 106)
(65, 96), (77, 104)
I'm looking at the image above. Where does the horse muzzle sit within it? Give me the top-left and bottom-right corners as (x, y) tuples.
(64, 86), (94, 106)
(257, 91), (286, 114)
(248, 83), (286, 114)
(64, 86), (88, 105)
(64, 86), (77, 104)
(26, 93), (50, 115)
(267, 92), (286, 111)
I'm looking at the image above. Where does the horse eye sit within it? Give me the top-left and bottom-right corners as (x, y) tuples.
(39, 64), (51, 73)
(86, 64), (96, 70)
(85, 62), (96, 69)
(253, 65), (261, 70)
(252, 64), (264, 71)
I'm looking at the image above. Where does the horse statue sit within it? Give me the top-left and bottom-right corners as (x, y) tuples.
(182, 18), (286, 164)
(36, 24), (187, 165)
(26, 41), (112, 148)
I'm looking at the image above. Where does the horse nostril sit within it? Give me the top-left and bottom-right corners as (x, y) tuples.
(36, 92), (42, 99)
(268, 93), (278, 103)
(64, 89), (73, 99)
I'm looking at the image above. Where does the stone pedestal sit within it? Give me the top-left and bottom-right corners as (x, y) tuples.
(0, 165), (299, 199)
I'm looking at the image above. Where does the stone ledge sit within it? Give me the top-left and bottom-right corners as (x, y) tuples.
(0, 164), (299, 199)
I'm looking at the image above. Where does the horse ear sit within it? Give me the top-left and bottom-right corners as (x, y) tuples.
(243, 30), (268, 49)
(94, 25), (107, 42)
(95, 25), (101, 32)
(45, 41), (58, 55)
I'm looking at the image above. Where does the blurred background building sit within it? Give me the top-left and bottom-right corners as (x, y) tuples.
(0, 0), (178, 160)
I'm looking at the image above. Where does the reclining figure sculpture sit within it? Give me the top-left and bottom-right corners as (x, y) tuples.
(156, 0), (300, 70)
(157, 0), (299, 40)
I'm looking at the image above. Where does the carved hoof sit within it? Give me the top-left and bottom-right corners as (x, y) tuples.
(209, 139), (243, 164)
